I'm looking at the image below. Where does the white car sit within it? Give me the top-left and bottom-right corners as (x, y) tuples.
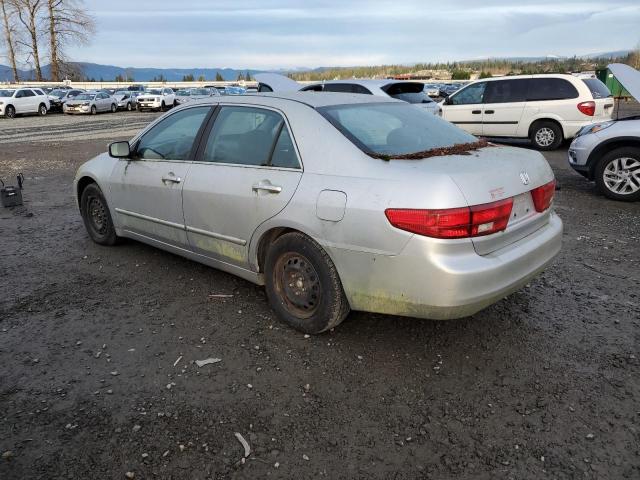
(255, 74), (441, 115)
(137, 88), (176, 111)
(0, 87), (50, 118)
(440, 74), (614, 150)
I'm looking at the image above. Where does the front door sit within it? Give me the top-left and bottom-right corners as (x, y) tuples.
(182, 106), (302, 268)
(441, 81), (487, 136)
(108, 105), (213, 248)
(481, 79), (527, 137)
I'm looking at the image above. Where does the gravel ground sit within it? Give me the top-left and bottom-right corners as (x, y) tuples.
(0, 109), (639, 480)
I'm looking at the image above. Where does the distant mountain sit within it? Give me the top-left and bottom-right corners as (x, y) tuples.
(0, 49), (633, 83)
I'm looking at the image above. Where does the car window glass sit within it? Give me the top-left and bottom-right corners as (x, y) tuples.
(300, 84), (323, 92)
(484, 79), (528, 103)
(270, 126), (300, 169)
(582, 79), (612, 99)
(323, 83), (371, 94)
(258, 84), (273, 92)
(527, 78), (579, 101)
(450, 82), (486, 105)
(202, 106), (285, 166)
(136, 106), (210, 161)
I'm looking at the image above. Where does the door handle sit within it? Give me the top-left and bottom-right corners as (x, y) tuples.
(472, 110), (481, 114)
(162, 173), (182, 184)
(484, 110), (495, 114)
(252, 183), (282, 194)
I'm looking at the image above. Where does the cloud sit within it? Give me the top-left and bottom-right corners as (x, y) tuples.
(72, 0), (640, 68)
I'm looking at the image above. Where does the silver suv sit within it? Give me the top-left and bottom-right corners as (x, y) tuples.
(569, 64), (640, 202)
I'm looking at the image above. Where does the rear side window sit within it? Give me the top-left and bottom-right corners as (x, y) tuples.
(300, 84), (323, 92)
(323, 83), (372, 94)
(485, 79), (528, 103)
(319, 103), (477, 157)
(582, 79), (612, 99)
(257, 83), (273, 92)
(203, 106), (299, 168)
(527, 78), (578, 101)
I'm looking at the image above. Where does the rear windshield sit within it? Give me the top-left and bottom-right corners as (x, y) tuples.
(382, 82), (434, 104)
(582, 78), (612, 99)
(75, 94), (95, 100)
(319, 102), (478, 157)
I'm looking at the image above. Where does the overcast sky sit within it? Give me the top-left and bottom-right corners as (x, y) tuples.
(73, 0), (639, 69)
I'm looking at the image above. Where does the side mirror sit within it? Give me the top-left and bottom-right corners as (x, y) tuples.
(109, 141), (131, 158)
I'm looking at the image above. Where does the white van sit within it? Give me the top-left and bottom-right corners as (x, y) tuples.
(440, 74), (614, 150)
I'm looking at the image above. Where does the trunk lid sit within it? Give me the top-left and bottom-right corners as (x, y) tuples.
(423, 145), (555, 255)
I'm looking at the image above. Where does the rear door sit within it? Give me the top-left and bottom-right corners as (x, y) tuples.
(108, 105), (213, 248)
(481, 79), (527, 136)
(441, 81), (487, 135)
(182, 105), (302, 268)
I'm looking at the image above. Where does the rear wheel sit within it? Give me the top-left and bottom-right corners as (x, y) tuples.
(5, 105), (16, 118)
(80, 183), (119, 245)
(90, 105), (97, 115)
(530, 121), (562, 150)
(594, 147), (640, 202)
(265, 232), (350, 334)
(38, 103), (47, 116)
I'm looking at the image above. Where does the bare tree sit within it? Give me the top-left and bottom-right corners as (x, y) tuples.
(46, 0), (94, 81)
(11, 0), (44, 81)
(0, 0), (20, 81)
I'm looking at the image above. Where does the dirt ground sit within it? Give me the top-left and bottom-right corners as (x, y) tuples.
(1, 109), (639, 480)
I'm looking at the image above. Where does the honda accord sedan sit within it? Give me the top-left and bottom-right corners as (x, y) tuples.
(74, 93), (562, 334)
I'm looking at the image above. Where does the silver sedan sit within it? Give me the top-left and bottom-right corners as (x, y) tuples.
(74, 93), (562, 334)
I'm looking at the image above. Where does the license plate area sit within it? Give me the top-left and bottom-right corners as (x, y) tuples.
(508, 192), (535, 227)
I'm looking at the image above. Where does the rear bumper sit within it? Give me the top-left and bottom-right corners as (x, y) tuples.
(330, 212), (563, 319)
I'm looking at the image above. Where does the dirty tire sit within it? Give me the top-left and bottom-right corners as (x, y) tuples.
(160, 101), (165, 112)
(530, 121), (562, 150)
(594, 146), (640, 202)
(38, 103), (47, 116)
(90, 105), (97, 115)
(265, 232), (350, 334)
(5, 105), (16, 118)
(110, 104), (117, 113)
(126, 102), (132, 111)
(80, 183), (119, 246)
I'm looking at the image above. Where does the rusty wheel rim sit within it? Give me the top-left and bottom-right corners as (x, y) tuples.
(273, 252), (321, 319)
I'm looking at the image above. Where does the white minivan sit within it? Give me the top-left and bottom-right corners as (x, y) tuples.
(440, 74), (614, 150)
(0, 87), (50, 118)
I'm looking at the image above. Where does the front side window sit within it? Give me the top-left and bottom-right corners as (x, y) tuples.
(319, 102), (478, 157)
(258, 84), (273, 93)
(484, 79), (528, 103)
(136, 106), (211, 160)
(449, 82), (486, 105)
(527, 78), (579, 101)
(202, 106), (299, 168)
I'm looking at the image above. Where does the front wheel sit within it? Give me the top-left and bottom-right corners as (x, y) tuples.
(80, 183), (120, 245)
(530, 121), (562, 150)
(264, 232), (350, 334)
(90, 105), (97, 115)
(38, 103), (47, 116)
(110, 103), (117, 113)
(594, 147), (640, 201)
(126, 102), (132, 111)
(5, 105), (16, 118)
(160, 101), (165, 112)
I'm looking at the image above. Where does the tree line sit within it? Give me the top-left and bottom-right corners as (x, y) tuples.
(0, 0), (94, 82)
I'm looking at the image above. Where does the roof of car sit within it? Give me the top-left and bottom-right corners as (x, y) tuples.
(209, 91), (401, 108)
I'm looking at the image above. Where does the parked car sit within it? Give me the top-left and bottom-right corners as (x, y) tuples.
(440, 74), (614, 150)
(218, 86), (246, 96)
(113, 90), (138, 111)
(64, 91), (117, 115)
(255, 74), (441, 115)
(48, 88), (85, 112)
(137, 88), (176, 111)
(569, 63), (640, 201)
(0, 87), (50, 118)
(174, 87), (220, 105)
(424, 84), (441, 97)
(73, 92), (562, 334)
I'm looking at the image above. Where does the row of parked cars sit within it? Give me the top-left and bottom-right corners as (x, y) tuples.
(0, 84), (248, 118)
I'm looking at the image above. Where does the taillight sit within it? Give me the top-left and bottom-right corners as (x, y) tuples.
(577, 101), (595, 116)
(530, 180), (556, 212)
(385, 198), (513, 239)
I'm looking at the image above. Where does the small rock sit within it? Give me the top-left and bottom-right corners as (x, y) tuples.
(2, 451), (13, 460)
(110, 371), (119, 376)
(141, 453), (148, 459)
(274, 462), (280, 468)
(586, 433), (595, 440)
(132, 425), (141, 432)
(162, 450), (170, 457)
(125, 472), (135, 479)
(179, 444), (185, 452)
(302, 454), (309, 461)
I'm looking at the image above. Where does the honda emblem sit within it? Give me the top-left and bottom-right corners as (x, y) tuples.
(520, 171), (530, 185)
